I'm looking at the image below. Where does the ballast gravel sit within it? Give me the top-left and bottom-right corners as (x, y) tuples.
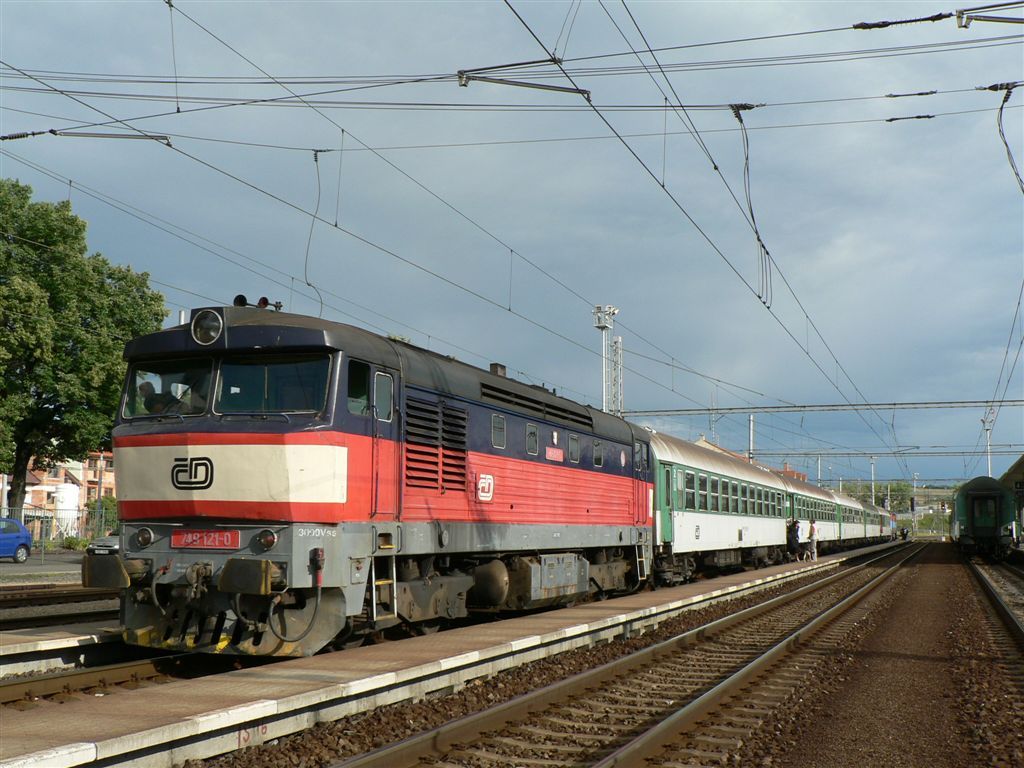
(181, 545), (1023, 768)
(735, 542), (1023, 768)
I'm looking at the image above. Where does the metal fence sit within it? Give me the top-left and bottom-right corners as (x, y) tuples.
(1, 505), (112, 553)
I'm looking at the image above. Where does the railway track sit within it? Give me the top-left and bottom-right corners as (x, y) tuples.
(0, 652), (278, 709)
(0, 584), (120, 631)
(337, 544), (924, 768)
(968, 558), (1024, 644)
(0, 584), (119, 608)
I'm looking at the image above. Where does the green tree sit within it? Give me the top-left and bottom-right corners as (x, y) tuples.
(0, 179), (165, 512)
(844, 479), (912, 514)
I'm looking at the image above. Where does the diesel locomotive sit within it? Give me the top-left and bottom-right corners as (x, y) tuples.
(83, 304), (894, 657)
(83, 304), (654, 656)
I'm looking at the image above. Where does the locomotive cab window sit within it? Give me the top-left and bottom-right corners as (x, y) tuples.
(125, 359), (212, 418)
(347, 360), (371, 416)
(526, 424), (539, 455)
(373, 372), (394, 422)
(569, 434), (580, 463)
(218, 354), (330, 414)
(491, 414), (506, 449)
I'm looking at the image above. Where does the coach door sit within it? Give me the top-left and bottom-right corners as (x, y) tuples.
(370, 368), (400, 520)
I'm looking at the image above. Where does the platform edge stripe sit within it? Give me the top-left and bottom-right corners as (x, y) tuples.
(0, 632), (120, 656)
(186, 699), (279, 728)
(339, 672), (399, 697)
(507, 634), (543, 651)
(437, 651), (480, 670)
(0, 742), (97, 768)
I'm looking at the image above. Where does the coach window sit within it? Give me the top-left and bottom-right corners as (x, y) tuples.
(374, 372), (394, 422)
(491, 414), (506, 449)
(739, 485), (747, 514)
(593, 440), (603, 467)
(710, 478), (720, 512)
(730, 481), (739, 514)
(569, 434), (580, 463)
(698, 474), (708, 511)
(526, 424), (539, 455)
(347, 360), (371, 416)
(685, 471), (696, 510)
(675, 470), (685, 509)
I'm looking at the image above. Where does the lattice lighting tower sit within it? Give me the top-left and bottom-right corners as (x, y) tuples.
(610, 335), (624, 417)
(593, 305), (619, 414)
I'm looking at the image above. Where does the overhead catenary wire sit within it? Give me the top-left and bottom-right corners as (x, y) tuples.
(156, 2), (798, 414)
(603, 0), (905, 475)
(6, 9), (1015, 473)
(2, 64), (681, 406)
(502, 0), (916, 481)
(2, 204), (600, 403)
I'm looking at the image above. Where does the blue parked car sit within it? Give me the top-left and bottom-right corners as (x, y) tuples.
(0, 518), (33, 563)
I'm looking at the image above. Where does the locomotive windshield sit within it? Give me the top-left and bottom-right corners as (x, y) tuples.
(215, 354), (330, 414)
(125, 359), (212, 417)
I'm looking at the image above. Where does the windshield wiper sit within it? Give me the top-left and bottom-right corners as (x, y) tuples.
(219, 412), (292, 423)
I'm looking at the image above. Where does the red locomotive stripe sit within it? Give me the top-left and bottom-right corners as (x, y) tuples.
(114, 432), (352, 447)
(118, 499), (363, 522)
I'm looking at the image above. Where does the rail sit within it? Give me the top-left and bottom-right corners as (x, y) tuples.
(335, 544), (922, 768)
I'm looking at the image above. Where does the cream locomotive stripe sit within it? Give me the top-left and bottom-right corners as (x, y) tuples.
(114, 444), (348, 503)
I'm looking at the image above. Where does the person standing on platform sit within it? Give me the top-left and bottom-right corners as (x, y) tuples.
(808, 518), (818, 561)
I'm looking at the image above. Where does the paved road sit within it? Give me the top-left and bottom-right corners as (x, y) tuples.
(0, 551), (82, 583)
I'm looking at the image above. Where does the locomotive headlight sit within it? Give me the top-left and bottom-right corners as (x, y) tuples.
(136, 527), (154, 547)
(256, 529), (278, 551)
(191, 310), (223, 345)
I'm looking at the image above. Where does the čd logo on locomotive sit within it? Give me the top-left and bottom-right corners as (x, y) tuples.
(171, 456), (215, 490)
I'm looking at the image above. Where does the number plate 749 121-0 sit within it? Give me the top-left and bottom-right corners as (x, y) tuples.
(170, 529), (241, 549)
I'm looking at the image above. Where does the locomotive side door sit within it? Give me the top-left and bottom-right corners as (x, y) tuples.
(371, 367), (400, 520)
(634, 440), (651, 526)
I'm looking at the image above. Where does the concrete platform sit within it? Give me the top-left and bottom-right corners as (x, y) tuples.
(0, 621), (122, 676)
(0, 543), (897, 768)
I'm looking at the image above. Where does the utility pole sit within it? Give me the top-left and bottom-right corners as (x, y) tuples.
(912, 472), (919, 535)
(817, 456), (821, 485)
(593, 306), (619, 414)
(870, 456), (876, 505)
(747, 414), (755, 463)
(96, 453), (106, 535)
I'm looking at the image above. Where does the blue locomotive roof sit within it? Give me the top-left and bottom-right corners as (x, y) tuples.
(124, 307), (639, 443)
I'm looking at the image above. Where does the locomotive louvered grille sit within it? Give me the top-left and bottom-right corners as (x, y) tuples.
(441, 406), (468, 491)
(404, 397), (467, 492)
(405, 399), (441, 489)
(480, 382), (593, 429)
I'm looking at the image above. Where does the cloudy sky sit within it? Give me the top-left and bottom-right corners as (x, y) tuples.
(2, 1), (1021, 487)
